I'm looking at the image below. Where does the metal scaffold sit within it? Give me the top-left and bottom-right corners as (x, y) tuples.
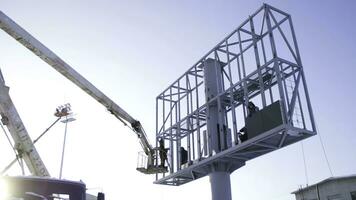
(0, 3), (318, 200)
(154, 4), (316, 200)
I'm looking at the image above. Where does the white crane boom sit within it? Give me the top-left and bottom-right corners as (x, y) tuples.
(0, 70), (50, 177)
(0, 11), (155, 171)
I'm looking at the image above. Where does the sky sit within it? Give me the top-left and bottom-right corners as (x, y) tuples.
(0, 0), (355, 200)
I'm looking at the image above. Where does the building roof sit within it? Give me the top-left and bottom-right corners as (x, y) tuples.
(291, 174), (356, 194)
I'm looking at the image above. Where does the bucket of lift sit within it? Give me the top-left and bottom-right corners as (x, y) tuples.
(136, 149), (168, 174)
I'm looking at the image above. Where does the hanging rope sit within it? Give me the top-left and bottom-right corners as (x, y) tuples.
(298, 116), (334, 188)
(300, 141), (309, 186)
(1, 117), (62, 175)
(316, 123), (334, 177)
(0, 121), (23, 170)
(1, 122), (15, 153)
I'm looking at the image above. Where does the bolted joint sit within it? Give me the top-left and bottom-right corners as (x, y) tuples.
(15, 143), (24, 158)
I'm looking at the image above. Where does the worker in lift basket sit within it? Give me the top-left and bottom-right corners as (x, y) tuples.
(159, 138), (168, 168)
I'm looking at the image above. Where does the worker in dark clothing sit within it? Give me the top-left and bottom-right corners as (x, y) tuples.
(159, 138), (168, 168)
(247, 101), (259, 117)
(238, 127), (248, 143)
(238, 101), (259, 143)
(180, 147), (188, 166)
(97, 192), (105, 200)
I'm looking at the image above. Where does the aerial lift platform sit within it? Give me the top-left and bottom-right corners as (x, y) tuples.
(0, 3), (316, 200)
(0, 8), (163, 175)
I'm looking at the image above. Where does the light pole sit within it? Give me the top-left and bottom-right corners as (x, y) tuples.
(55, 103), (76, 179)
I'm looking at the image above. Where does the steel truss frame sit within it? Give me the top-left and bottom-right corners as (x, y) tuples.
(155, 4), (316, 186)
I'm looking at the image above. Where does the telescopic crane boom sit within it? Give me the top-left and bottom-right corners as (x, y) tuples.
(0, 11), (161, 174)
(0, 69), (50, 177)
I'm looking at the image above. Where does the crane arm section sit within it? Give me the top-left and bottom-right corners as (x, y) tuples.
(0, 70), (50, 177)
(0, 11), (153, 157)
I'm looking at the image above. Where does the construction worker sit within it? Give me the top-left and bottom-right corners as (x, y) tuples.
(180, 147), (188, 166)
(238, 101), (259, 143)
(238, 127), (248, 143)
(159, 138), (168, 168)
(247, 101), (259, 117)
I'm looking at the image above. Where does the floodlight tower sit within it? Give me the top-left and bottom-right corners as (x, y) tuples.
(155, 4), (317, 200)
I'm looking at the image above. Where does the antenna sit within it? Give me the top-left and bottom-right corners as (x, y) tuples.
(154, 4), (317, 200)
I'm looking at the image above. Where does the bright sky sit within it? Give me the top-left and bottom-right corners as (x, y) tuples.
(0, 0), (355, 200)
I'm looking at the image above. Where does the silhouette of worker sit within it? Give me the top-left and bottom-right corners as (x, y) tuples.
(238, 101), (259, 143)
(247, 101), (259, 117)
(159, 138), (168, 168)
(97, 192), (105, 200)
(238, 127), (248, 143)
(180, 147), (188, 166)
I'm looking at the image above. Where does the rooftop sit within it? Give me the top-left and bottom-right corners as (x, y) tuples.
(291, 174), (356, 194)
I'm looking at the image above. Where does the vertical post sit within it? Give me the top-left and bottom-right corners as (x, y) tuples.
(237, 30), (249, 119)
(155, 97), (159, 180)
(170, 87), (175, 173)
(176, 81), (181, 171)
(289, 16), (316, 132)
(186, 75), (191, 164)
(204, 58), (231, 200)
(189, 79), (196, 161)
(225, 39), (238, 144)
(210, 172), (232, 200)
(236, 56), (247, 120)
(194, 66), (202, 160)
(59, 116), (68, 179)
(204, 59), (213, 157)
(250, 16), (267, 108)
(265, 5), (288, 122)
(204, 58), (226, 154)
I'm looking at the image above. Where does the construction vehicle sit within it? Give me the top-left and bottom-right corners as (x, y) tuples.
(0, 3), (318, 200)
(0, 69), (104, 200)
(0, 8), (166, 200)
(0, 8), (165, 176)
(0, 69), (50, 177)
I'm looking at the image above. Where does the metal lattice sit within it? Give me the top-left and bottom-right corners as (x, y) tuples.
(155, 4), (316, 186)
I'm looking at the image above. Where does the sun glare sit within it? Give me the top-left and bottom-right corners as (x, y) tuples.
(0, 178), (8, 200)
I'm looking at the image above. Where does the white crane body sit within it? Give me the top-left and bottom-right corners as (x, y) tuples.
(0, 70), (50, 177)
(0, 11), (159, 175)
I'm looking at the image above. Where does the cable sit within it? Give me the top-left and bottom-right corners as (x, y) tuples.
(1, 117), (62, 175)
(1, 159), (17, 175)
(316, 123), (334, 177)
(300, 141), (309, 186)
(298, 117), (333, 189)
(1, 122), (17, 154)
(0, 121), (22, 169)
